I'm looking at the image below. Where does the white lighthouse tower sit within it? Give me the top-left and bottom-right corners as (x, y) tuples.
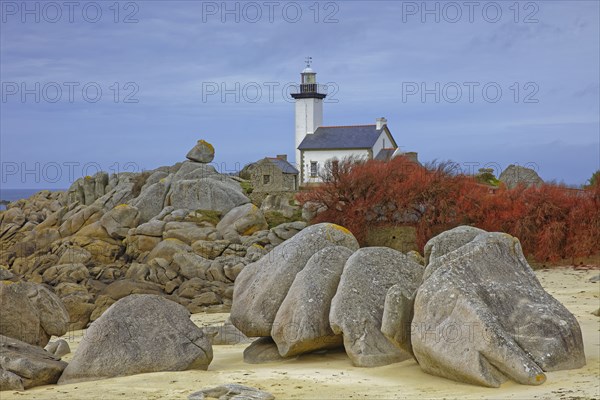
(291, 57), (327, 168)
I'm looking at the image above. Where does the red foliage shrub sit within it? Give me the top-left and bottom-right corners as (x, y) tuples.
(297, 157), (600, 262)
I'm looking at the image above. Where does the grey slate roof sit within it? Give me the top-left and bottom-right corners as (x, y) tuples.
(298, 125), (382, 150)
(374, 148), (396, 161)
(266, 158), (299, 174)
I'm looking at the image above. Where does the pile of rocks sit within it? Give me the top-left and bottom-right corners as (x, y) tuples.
(0, 281), (214, 390)
(231, 223), (425, 367)
(0, 140), (306, 330)
(230, 225), (586, 387)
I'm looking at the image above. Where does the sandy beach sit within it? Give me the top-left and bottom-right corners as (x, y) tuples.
(4, 267), (599, 400)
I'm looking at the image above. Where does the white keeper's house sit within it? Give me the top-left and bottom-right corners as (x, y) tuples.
(291, 62), (415, 185)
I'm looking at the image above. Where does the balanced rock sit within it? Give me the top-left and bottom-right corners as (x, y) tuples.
(0, 281), (69, 347)
(272, 246), (353, 357)
(329, 247), (423, 367)
(231, 223), (359, 337)
(59, 294), (213, 384)
(0, 335), (68, 391)
(186, 140), (215, 163)
(412, 230), (586, 387)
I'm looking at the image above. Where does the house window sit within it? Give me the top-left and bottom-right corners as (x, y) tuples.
(310, 161), (318, 177)
(332, 160), (339, 175)
(263, 175), (271, 184)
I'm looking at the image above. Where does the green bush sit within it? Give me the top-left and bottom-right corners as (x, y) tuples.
(240, 181), (253, 195)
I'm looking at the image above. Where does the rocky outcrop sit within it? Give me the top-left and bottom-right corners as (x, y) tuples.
(0, 140), (308, 333)
(272, 246), (353, 357)
(412, 228), (585, 387)
(329, 247), (423, 367)
(59, 295), (213, 384)
(0, 281), (69, 347)
(231, 223), (360, 337)
(499, 164), (544, 189)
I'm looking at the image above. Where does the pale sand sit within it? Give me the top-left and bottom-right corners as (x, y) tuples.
(5, 268), (599, 399)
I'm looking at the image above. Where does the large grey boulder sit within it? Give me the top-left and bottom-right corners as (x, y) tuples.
(272, 246), (354, 357)
(231, 223), (359, 337)
(499, 164), (544, 189)
(329, 247), (423, 367)
(168, 178), (249, 215)
(58, 294), (213, 384)
(0, 282), (70, 347)
(186, 140), (215, 163)
(0, 335), (68, 391)
(412, 231), (586, 387)
(423, 225), (486, 265)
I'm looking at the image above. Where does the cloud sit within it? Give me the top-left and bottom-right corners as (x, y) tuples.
(1, 0), (598, 188)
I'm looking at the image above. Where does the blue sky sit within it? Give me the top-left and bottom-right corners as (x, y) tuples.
(1, 0), (598, 189)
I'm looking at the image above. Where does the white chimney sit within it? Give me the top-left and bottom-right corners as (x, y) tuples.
(376, 117), (387, 130)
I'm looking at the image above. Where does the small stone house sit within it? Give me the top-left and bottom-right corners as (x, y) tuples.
(249, 155), (299, 193)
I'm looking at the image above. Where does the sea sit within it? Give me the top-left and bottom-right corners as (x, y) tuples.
(0, 188), (66, 211)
